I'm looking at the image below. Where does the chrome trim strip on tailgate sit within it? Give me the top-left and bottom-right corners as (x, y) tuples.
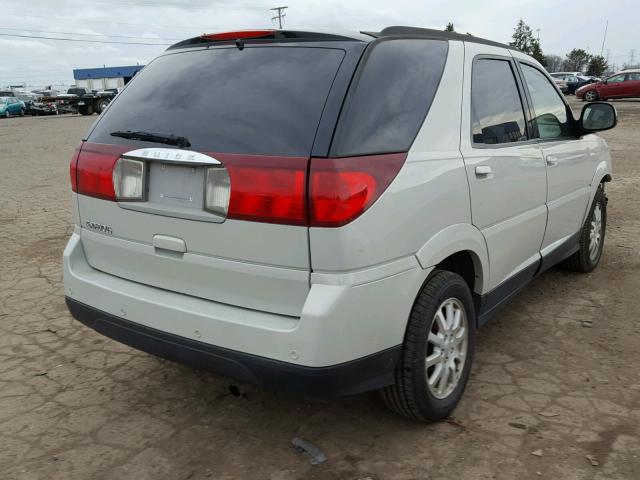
(122, 148), (222, 166)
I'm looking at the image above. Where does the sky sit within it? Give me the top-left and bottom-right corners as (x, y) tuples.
(1, 0), (638, 88)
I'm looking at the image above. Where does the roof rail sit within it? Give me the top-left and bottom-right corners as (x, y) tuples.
(365, 26), (515, 51)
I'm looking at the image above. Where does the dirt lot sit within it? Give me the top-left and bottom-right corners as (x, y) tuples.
(1, 98), (639, 480)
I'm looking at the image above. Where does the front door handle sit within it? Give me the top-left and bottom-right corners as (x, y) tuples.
(546, 156), (559, 167)
(475, 165), (493, 177)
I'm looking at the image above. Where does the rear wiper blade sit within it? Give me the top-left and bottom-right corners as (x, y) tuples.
(110, 130), (191, 148)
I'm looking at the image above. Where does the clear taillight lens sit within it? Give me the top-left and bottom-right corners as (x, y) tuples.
(113, 158), (145, 201)
(204, 166), (231, 217)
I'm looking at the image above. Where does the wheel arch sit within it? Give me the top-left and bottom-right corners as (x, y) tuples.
(415, 223), (489, 295)
(583, 158), (612, 223)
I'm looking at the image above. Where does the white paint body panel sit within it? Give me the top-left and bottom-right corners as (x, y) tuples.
(63, 38), (614, 368)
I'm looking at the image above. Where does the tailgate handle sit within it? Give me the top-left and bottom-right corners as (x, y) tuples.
(153, 234), (186, 253)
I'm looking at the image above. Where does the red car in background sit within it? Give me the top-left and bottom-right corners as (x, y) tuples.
(576, 69), (640, 101)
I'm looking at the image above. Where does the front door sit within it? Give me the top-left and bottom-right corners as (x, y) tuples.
(518, 62), (595, 257)
(460, 48), (547, 292)
(599, 73), (626, 98)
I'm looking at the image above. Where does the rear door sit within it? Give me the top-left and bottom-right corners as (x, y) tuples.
(460, 46), (547, 292)
(75, 44), (359, 317)
(624, 72), (640, 97)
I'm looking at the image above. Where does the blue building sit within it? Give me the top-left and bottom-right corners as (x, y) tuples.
(73, 65), (144, 91)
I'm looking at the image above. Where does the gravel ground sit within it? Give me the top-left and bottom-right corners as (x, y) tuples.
(1, 98), (639, 480)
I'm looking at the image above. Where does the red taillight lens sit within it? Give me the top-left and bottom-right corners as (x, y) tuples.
(309, 153), (407, 227)
(69, 146), (81, 192)
(201, 30), (275, 41)
(218, 155), (308, 226)
(70, 143), (405, 228)
(75, 144), (128, 201)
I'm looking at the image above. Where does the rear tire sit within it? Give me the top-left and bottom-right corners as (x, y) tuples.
(96, 98), (110, 114)
(562, 187), (607, 272)
(382, 270), (475, 422)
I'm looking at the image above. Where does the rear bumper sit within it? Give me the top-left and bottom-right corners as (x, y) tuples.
(66, 297), (400, 397)
(63, 231), (430, 393)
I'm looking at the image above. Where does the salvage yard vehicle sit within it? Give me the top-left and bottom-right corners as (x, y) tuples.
(63, 27), (617, 422)
(52, 87), (116, 115)
(0, 96), (25, 117)
(30, 101), (58, 116)
(577, 69), (640, 101)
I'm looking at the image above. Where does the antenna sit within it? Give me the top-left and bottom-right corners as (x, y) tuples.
(270, 6), (288, 29)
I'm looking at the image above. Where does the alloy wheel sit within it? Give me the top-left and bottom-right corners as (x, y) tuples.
(589, 203), (603, 262)
(426, 298), (469, 399)
(585, 91), (598, 101)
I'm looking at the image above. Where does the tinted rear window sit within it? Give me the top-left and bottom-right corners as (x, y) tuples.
(330, 39), (448, 157)
(88, 46), (346, 156)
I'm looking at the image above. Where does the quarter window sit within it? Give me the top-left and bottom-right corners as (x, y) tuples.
(521, 64), (571, 140)
(471, 59), (527, 145)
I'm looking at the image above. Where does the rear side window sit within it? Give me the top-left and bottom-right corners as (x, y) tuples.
(472, 59), (527, 145)
(520, 64), (571, 140)
(330, 39), (448, 157)
(88, 46), (346, 156)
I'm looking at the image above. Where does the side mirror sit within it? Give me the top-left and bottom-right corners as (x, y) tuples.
(579, 102), (617, 134)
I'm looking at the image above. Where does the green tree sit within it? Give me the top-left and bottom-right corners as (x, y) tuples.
(587, 55), (608, 76)
(509, 19), (546, 66)
(564, 48), (591, 72)
(445, 22), (455, 32)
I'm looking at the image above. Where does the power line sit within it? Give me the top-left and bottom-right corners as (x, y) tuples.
(0, 32), (170, 46)
(270, 6), (288, 29)
(0, 27), (182, 41)
(3, 13), (211, 29)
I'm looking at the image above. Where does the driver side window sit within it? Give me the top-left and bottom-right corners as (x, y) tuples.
(521, 64), (571, 140)
(608, 74), (625, 83)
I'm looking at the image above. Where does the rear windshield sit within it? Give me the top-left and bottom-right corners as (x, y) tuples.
(88, 46), (346, 156)
(330, 39), (448, 157)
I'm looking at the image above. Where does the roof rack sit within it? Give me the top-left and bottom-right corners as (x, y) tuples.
(167, 30), (365, 50)
(363, 26), (515, 51)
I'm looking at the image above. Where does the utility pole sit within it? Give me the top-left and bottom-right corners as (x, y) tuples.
(536, 28), (540, 41)
(270, 6), (288, 29)
(599, 19), (608, 57)
(630, 49), (637, 66)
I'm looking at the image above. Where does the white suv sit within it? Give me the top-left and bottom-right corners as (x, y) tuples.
(63, 27), (617, 421)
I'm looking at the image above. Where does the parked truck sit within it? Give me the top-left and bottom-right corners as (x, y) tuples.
(56, 87), (117, 115)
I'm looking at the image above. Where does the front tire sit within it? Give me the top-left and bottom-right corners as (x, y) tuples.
(584, 90), (599, 102)
(562, 187), (607, 272)
(382, 270), (475, 422)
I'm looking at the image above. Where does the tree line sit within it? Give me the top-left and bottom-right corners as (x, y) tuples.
(444, 20), (617, 76)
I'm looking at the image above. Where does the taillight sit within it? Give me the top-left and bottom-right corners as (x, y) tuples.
(309, 153), (407, 227)
(69, 146), (81, 192)
(75, 144), (125, 200)
(220, 155), (308, 226)
(70, 143), (405, 228)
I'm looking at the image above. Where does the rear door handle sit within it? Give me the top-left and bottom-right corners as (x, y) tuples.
(475, 165), (493, 177)
(546, 156), (558, 167)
